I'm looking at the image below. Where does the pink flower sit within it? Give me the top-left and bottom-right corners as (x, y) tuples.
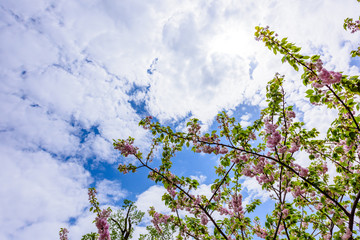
(59, 228), (69, 240)
(321, 163), (328, 174)
(315, 59), (323, 71)
(267, 131), (281, 148)
(218, 206), (231, 215)
(301, 222), (308, 229)
(286, 110), (296, 119)
(289, 139), (300, 153)
(229, 194), (243, 214)
(95, 209), (111, 240)
(292, 186), (306, 198)
(254, 226), (268, 238)
(167, 186), (177, 198)
(219, 147), (228, 154)
(114, 139), (138, 157)
(342, 228), (352, 240)
(200, 214), (209, 225)
(318, 68), (330, 82)
(264, 118), (278, 134)
(278, 146), (287, 154)
(324, 233), (331, 240)
(311, 81), (324, 88)
(315, 203), (323, 210)
(282, 209), (289, 218)
(277, 224), (284, 234)
(299, 167), (309, 177)
(318, 68), (342, 85)
(242, 167), (254, 177)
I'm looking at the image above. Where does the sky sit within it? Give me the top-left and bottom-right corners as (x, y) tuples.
(0, 0), (360, 239)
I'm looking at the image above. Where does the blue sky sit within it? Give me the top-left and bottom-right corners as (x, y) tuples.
(0, 0), (360, 239)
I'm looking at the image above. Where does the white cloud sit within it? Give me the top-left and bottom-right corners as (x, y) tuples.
(96, 179), (127, 204)
(190, 174), (207, 184)
(0, 145), (91, 240)
(135, 185), (168, 216)
(241, 176), (272, 205)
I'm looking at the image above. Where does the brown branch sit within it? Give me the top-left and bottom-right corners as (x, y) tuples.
(135, 156), (229, 240)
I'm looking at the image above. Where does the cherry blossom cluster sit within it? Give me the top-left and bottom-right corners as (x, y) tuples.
(228, 194), (243, 216)
(141, 116), (153, 130)
(187, 121), (201, 135)
(308, 59), (342, 88)
(291, 163), (309, 178)
(195, 143), (228, 154)
(59, 228), (69, 240)
(231, 152), (249, 164)
(339, 140), (354, 153)
(114, 138), (138, 157)
(264, 118), (281, 149)
(95, 209), (112, 240)
(345, 18), (360, 33)
(254, 225), (268, 238)
(200, 214), (209, 225)
(194, 134), (230, 154)
(289, 136), (301, 153)
(291, 185), (306, 198)
(342, 228), (353, 240)
(151, 211), (171, 233)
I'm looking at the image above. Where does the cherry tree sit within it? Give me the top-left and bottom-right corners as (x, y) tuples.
(114, 6), (360, 240)
(60, 2), (360, 240)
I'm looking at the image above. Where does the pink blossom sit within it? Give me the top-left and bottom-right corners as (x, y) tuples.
(188, 122), (201, 135)
(277, 224), (284, 234)
(321, 163), (328, 174)
(264, 118), (278, 134)
(231, 156), (240, 164)
(114, 139), (138, 157)
(289, 141), (300, 153)
(319, 68), (330, 82)
(301, 222), (308, 229)
(167, 186), (177, 198)
(342, 228), (352, 240)
(278, 146), (287, 154)
(286, 110), (296, 119)
(200, 214), (209, 225)
(346, 19), (360, 33)
(229, 194), (243, 214)
(324, 233), (331, 240)
(242, 167), (254, 177)
(292, 186), (306, 198)
(218, 206), (231, 215)
(95, 209), (112, 240)
(315, 203), (323, 210)
(318, 68), (342, 85)
(311, 81), (324, 88)
(151, 212), (162, 233)
(142, 116), (153, 129)
(267, 131), (281, 148)
(59, 228), (69, 240)
(281, 209), (289, 218)
(254, 226), (268, 238)
(219, 147), (228, 154)
(299, 167), (309, 177)
(315, 59), (323, 71)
